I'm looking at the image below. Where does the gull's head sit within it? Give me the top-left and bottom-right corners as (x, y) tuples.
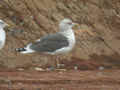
(59, 18), (78, 32)
(0, 20), (9, 28)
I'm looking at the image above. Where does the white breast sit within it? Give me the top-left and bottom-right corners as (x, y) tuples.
(0, 28), (6, 49)
(63, 29), (76, 48)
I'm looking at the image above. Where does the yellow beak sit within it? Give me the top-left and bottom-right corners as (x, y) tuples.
(72, 23), (79, 30)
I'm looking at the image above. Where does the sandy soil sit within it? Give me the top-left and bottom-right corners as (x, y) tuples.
(0, 70), (120, 90)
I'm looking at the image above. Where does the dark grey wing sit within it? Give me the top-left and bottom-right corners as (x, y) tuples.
(30, 33), (69, 52)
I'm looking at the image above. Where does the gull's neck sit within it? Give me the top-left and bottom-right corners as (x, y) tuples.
(59, 28), (74, 36)
(59, 28), (75, 42)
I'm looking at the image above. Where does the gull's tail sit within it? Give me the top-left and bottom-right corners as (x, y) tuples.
(15, 43), (35, 54)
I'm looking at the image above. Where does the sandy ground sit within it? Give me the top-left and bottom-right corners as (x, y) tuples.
(0, 70), (120, 90)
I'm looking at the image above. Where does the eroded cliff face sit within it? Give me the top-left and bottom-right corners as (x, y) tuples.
(0, 0), (120, 68)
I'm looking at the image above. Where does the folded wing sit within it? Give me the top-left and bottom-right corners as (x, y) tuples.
(30, 33), (69, 52)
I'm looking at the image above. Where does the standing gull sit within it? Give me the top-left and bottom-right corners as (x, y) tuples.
(16, 18), (78, 67)
(0, 20), (8, 50)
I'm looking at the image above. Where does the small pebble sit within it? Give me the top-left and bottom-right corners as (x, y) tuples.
(46, 66), (55, 71)
(57, 64), (65, 68)
(99, 66), (104, 70)
(17, 68), (24, 71)
(35, 67), (45, 71)
(74, 65), (78, 70)
(56, 69), (67, 72)
(61, 88), (64, 90)
(30, 16), (34, 19)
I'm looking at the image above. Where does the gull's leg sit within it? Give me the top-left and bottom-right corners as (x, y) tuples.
(52, 55), (57, 68)
(56, 55), (65, 69)
(49, 55), (60, 68)
(47, 55), (56, 71)
(47, 55), (64, 70)
(56, 55), (60, 68)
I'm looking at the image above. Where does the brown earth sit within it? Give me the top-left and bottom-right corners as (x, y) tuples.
(0, 0), (120, 89)
(0, 70), (120, 90)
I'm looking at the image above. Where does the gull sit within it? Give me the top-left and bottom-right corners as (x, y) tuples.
(16, 18), (78, 67)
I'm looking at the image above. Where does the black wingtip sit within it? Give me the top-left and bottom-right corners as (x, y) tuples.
(15, 48), (26, 52)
